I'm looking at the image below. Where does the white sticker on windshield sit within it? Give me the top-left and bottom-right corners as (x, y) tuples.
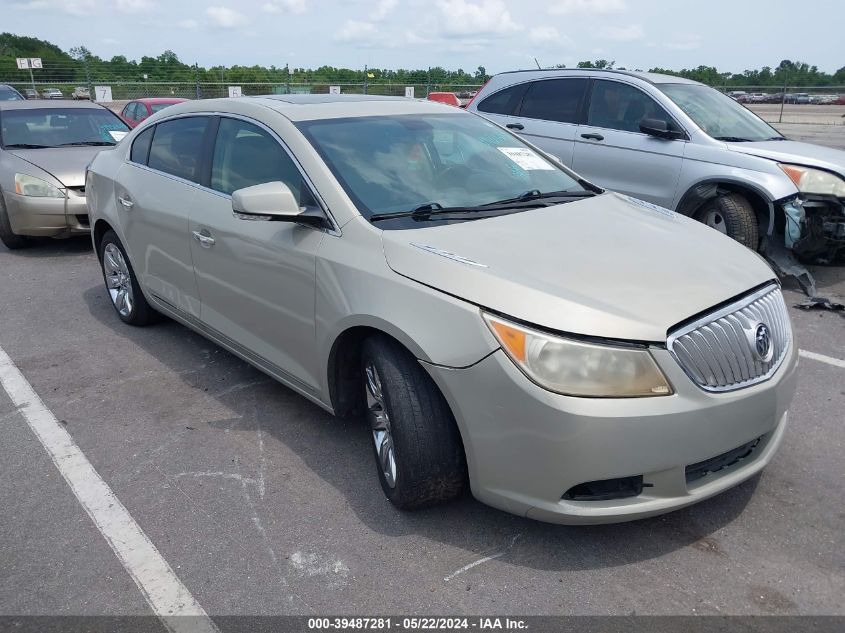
(497, 147), (555, 171)
(109, 130), (128, 141)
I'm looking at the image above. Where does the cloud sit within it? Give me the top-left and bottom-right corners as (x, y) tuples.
(262, 0), (306, 14)
(436, 0), (521, 36)
(116, 0), (153, 12)
(373, 0), (397, 20)
(601, 24), (644, 42)
(206, 6), (248, 28)
(12, 0), (95, 15)
(549, 0), (625, 14)
(336, 19), (377, 42)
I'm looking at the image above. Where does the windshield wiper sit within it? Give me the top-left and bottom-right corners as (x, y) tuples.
(713, 136), (754, 142)
(4, 143), (54, 149)
(57, 141), (116, 147)
(768, 136), (788, 141)
(370, 190), (597, 222)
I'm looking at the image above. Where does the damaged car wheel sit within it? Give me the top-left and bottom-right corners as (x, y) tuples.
(698, 193), (759, 250)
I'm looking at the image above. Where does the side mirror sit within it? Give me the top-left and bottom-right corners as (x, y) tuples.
(639, 118), (684, 140)
(231, 181), (326, 228)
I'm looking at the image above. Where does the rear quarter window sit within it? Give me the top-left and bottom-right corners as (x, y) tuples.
(130, 126), (154, 165)
(476, 83), (528, 116)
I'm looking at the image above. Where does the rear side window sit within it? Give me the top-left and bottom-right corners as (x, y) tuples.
(519, 78), (588, 124)
(476, 83), (528, 116)
(130, 126), (154, 164)
(147, 117), (209, 183)
(588, 80), (681, 134)
(210, 117), (313, 205)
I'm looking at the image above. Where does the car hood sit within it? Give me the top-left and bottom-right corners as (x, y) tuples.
(381, 193), (776, 342)
(8, 146), (103, 187)
(727, 140), (845, 176)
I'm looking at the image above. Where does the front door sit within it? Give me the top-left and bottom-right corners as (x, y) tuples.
(572, 79), (687, 208)
(188, 116), (324, 391)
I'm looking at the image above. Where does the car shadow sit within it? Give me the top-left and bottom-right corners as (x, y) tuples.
(1, 236), (93, 258)
(81, 284), (760, 573)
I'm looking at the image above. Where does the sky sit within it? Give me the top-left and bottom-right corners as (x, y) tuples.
(3, 0), (844, 74)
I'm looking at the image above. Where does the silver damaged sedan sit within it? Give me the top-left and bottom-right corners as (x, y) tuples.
(85, 95), (798, 524)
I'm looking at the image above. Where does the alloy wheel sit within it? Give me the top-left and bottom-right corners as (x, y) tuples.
(365, 362), (397, 489)
(103, 243), (134, 317)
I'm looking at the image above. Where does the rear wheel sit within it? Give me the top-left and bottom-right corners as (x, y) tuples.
(0, 195), (31, 250)
(98, 230), (156, 326)
(697, 193), (759, 250)
(361, 336), (467, 509)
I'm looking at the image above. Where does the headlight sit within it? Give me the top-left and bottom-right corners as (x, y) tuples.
(483, 313), (673, 397)
(778, 164), (845, 197)
(14, 173), (65, 198)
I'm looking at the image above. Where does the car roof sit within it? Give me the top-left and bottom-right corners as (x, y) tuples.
(0, 99), (110, 111)
(134, 97), (188, 104)
(494, 68), (703, 86)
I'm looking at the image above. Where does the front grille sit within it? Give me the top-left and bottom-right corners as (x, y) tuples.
(667, 284), (790, 392)
(686, 437), (761, 484)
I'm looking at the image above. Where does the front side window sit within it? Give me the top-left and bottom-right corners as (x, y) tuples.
(297, 113), (584, 220)
(477, 83), (528, 116)
(0, 107), (129, 148)
(147, 116), (208, 183)
(588, 80), (681, 134)
(659, 83), (781, 142)
(519, 79), (588, 124)
(211, 118), (312, 205)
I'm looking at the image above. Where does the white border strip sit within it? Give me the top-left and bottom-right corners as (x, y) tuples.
(0, 345), (217, 633)
(799, 349), (845, 369)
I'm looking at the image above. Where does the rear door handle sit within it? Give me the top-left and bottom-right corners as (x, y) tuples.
(506, 123), (524, 130)
(192, 230), (215, 248)
(117, 196), (134, 209)
(580, 133), (604, 141)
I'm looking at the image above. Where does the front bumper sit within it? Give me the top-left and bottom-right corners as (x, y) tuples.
(426, 339), (798, 525)
(4, 188), (90, 237)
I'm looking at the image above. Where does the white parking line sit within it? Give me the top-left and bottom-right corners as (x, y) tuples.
(0, 345), (218, 633)
(799, 349), (845, 369)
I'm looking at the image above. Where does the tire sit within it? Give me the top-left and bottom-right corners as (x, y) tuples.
(98, 230), (156, 326)
(697, 193), (759, 250)
(0, 194), (31, 250)
(361, 335), (467, 509)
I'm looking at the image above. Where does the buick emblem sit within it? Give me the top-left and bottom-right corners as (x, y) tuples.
(753, 323), (773, 362)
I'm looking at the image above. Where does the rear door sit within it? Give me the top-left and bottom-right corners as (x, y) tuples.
(572, 79), (687, 208)
(477, 78), (589, 166)
(187, 115), (325, 391)
(114, 115), (209, 318)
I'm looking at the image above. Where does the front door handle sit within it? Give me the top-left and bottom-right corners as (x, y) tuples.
(117, 196), (134, 209)
(506, 123), (524, 130)
(192, 230), (215, 248)
(580, 133), (605, 141)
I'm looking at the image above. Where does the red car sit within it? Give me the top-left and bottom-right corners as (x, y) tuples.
(119, 97), (188, 128)
(426, 92), (461, 107)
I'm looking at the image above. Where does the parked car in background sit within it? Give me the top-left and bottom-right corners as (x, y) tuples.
(41, 88), (63, 99)
(22, 88), (40, 99)
(0, 85), (25, 101)
(119, 97), (188, 128)
(426, 92), (461, 107)
(71, 87), (90, 100)
(0, 100), (129, 249)
(468, 68), (845, 261)
(86, 94), (797, 524)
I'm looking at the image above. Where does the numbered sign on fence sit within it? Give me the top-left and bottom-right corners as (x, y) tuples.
(329, 86), (341, 95)
(228, 86), (242, 98)
(94, 86), (113, 102)
(405, 87), (414, 98)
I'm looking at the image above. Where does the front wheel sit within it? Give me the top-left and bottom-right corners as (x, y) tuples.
(0, 195), (30, 250)
(98, 230), (156, 326)
(361, 336), (467, 510)
(697, 193), (759, 250)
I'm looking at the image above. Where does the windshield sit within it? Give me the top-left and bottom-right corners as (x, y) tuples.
(660, 84), (782, 142)
(0, 86), (24, 101)
(296, 113), (584, 220)
(0, 107), (129, 148)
